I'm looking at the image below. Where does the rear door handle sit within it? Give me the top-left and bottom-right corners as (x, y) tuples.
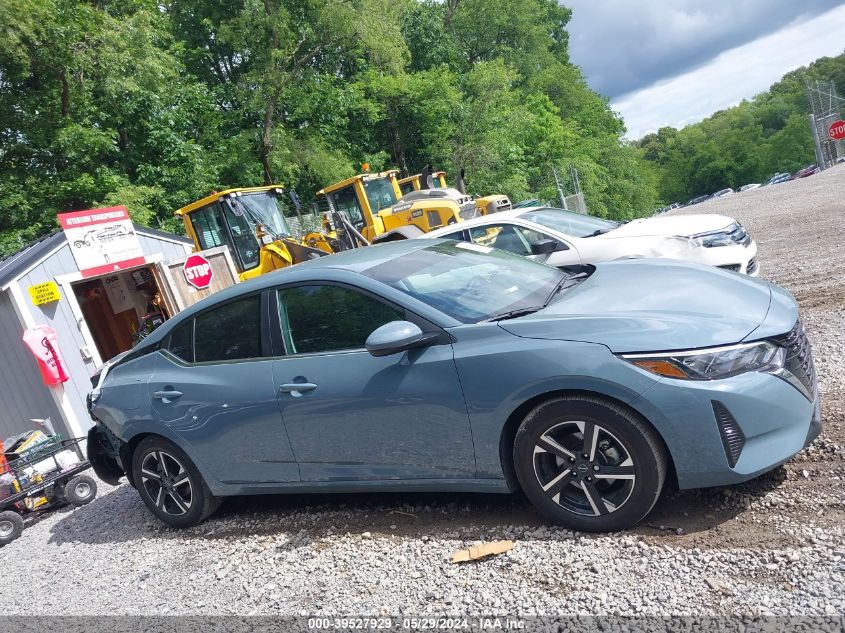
(279, 383), (318, 397)
(153, 389), (183, 403)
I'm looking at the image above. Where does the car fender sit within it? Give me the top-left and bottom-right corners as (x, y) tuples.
(448, 328), (663, 478)
(114, 419), (223, 493)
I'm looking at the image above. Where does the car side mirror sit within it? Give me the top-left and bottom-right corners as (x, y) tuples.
(365, 321), (436, 357)
(530, 238), (562, 255)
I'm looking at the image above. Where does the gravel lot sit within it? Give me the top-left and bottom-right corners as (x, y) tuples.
(1, 166), (844, 618)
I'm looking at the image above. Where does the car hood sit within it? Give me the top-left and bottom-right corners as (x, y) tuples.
(599, 214), (734, 239)
(499, 259), (775, 353)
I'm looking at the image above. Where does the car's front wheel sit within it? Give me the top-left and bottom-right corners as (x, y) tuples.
(514, 396), (667, 532)
(131, 436), (220, 528)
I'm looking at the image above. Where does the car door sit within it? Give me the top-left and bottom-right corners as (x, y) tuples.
(270, 282), (475, 482)
(149, 292), (299, 484)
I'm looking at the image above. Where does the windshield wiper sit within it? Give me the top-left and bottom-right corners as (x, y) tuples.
(543, 275), (572, 306)
(483, 306), (544, 322)
(483, 270), (590, 323)
(543, 270), (591, 307)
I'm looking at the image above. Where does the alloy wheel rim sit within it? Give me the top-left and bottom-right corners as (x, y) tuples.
(140, 450), (193, 516)
(533, 420), (636, 516)
(0, 520), (14, 538)
(74, 482), (91, 498)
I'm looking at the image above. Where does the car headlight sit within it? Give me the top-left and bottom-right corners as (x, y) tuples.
(683, 223), (741, 248)
(621, 341), (785, 380)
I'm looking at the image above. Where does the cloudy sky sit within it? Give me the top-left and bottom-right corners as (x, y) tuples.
(565, 1), (845, 139)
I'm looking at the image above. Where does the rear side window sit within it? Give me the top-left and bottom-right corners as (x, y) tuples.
(436, 229), (469, 242)
(167, 320), (194, 363)
(194, 295), (262, 362)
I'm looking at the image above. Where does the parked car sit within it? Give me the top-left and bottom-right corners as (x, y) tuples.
(425, 207), (759, 275)
(685, 195), (710, 206)
(738, 183), (761, 192)
(793, 164), (819, 179)
(712, 188), (735, 198)
(765, 173), (793, 186)
(87, 241), (819, 532)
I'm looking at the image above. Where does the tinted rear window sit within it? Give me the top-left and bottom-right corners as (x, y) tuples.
(167, 320), (194, 363)
(194, 295), (262, 362)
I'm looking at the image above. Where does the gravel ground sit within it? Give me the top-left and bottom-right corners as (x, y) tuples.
(1, 167), (844, 618)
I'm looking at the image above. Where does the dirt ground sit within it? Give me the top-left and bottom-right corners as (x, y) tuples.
(658, 164), (845, 546)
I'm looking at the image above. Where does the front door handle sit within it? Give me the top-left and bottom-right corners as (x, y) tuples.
(153, 389), (183, 403)
(279, 382), (318, 397)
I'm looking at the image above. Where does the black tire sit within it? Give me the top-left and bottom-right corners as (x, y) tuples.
(131, 436), (220, 528)
(64, 474), (98, 506)
(0, 510), (24, 546)
(513, 395), (667, 532)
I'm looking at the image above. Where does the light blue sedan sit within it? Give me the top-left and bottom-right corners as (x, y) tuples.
(87, 240), (820, 531)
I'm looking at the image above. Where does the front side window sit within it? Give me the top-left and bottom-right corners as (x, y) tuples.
(328, 186), (365, 230)
(194, 295), (262, 362)
(469, 224), (530, 256)
(220, 202), (260, 270)
(363, 242), (565, 323)
(363, 177), (398, 213)
(277, 285), (403, 354)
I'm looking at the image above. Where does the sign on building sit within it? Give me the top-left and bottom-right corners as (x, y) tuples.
(28, 281), (61, 306)
(183, 253), (214, 289)
(155, 246), (239, 313)
(58, 206), (145, 277)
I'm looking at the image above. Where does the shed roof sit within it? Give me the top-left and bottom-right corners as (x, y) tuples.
(0, 224), (192, 289)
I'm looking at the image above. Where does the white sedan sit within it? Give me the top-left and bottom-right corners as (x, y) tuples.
(425, 207), (758, 275)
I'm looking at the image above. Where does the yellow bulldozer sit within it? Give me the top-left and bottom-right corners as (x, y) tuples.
(316, 165), (512, 249)
(175, 186), (333, 281)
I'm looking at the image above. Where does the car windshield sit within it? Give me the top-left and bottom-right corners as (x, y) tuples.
(517, 207), (619, 238)
(363, 177), (398, 212)
(362, 241), (565, 323)
(229, 191), (293, 237)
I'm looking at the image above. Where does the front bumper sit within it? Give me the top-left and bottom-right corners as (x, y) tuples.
(632, 369), (820, 489)
(695, 241), (758, 276)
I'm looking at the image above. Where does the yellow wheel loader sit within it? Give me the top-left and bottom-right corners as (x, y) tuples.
(316, 166), (512, 250)
(175, 186), (333, 281)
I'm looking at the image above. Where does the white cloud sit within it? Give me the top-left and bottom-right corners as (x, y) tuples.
(612, 4), (845, 139)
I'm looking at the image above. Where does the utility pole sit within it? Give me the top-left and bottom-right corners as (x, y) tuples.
(809, 114), (826, 171)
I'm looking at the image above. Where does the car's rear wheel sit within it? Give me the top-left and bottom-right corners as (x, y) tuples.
(131, 436), (220, 528)
(514, 396), (667, 532)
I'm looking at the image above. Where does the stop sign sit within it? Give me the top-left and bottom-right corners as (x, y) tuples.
(183, 253), (214, 290)
(830, 119), (845, 141)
